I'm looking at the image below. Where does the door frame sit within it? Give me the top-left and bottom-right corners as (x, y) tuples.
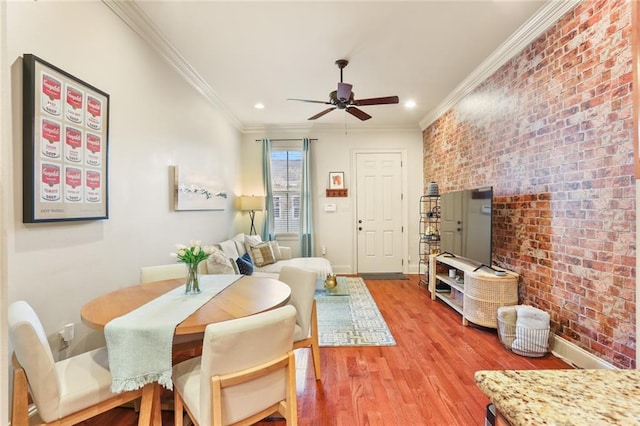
(351, 149), (409, 274)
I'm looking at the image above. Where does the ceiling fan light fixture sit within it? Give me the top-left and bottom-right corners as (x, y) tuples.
(288, 59), (399, 121)
(254, 102), (265, 109)
(404, 100), (416, 109)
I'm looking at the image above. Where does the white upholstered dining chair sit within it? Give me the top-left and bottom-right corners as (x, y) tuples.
(140, 263), (187, 283)
(278, 266), (321, 380)
(140, 263), (204, 357)
(8, 300), (149, 426)
(172, 305), (298, 426)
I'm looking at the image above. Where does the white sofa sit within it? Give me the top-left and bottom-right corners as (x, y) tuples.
(204, 233), (332, 279)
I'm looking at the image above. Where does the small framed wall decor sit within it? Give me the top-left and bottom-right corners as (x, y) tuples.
(329, 171), (345, 189)
(173, 166), (228, 211)
(22, 54), (109, 223)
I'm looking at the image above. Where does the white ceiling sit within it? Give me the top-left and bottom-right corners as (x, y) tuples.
(108, 1), (575, 132)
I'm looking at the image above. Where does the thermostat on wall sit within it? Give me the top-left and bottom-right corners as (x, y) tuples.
(324, 203), (337, 212)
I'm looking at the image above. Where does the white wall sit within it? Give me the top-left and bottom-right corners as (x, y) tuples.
(1, 1), (10, 422)
(242, 128), (423, 274)
(3, 4), (241, 419)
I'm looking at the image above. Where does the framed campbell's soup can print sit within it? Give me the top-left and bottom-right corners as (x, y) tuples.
(23, 54), (109, 222)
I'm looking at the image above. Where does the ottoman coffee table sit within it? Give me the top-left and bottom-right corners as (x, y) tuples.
(317, 275), (349, 296)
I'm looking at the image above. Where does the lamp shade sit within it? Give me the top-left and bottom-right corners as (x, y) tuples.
(240, 195), (266, 212)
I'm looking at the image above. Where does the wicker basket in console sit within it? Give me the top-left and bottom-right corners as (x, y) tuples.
(463, 273), (518, 328)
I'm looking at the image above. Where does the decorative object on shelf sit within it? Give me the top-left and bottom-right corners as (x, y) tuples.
(329, 171), (345, 189)
(424, 226), (440, 241)
(173, 166), (227, 211)
(426, 181), (439, 197)
(23, 54), (110, 223)
(239, 195), (266, 235)
(324, 273), (338, 289)
(171, 240), (214, 294)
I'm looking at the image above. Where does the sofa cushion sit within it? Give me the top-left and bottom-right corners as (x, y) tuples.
(216, 239), (240, 259)
(267, 240), (283, 261)
(227, 233), (247, 257)
(206, 247), (237, 274)
(243, 234), (262, 263)
(236, 253), (254, 275)
(248, 242), (276, 267)
(254, 257), (333, 279)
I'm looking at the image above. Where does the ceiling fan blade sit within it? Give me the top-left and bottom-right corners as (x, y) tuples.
(346, 107), (372, 121)
(354, 96), (399, 106)
(287, 98), (332, 105)
(308, 107), (336, 120)
(337, 82), (353, 101)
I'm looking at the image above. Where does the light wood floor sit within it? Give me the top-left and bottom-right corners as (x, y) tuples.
(78, 275), (570, 425)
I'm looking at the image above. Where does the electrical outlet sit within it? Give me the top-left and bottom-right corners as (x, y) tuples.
(60, 323), (75, 342)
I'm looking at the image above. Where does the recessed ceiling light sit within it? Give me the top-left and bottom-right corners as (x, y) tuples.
(405, 100), (416, 109)
(254, 103), (265, 109)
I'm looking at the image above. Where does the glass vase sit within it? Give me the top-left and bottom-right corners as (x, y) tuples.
(185, 262), (201, 295)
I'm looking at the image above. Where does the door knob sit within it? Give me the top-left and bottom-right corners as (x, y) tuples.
(358, 227), (362, 231)
(358, 219), (362, 223)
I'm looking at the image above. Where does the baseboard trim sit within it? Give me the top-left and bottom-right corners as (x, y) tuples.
(331, 265), (354, 275)
(551, 335), (616, 370)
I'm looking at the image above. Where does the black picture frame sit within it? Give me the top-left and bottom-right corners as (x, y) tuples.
(23, 54), (109, 223)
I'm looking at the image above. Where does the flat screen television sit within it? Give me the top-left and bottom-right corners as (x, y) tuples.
(439, 186), (493, 266)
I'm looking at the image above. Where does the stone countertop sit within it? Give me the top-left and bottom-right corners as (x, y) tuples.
(474, 369), (640, 425)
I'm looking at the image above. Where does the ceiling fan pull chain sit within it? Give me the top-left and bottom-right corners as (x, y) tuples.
(344, 111), (348, 135)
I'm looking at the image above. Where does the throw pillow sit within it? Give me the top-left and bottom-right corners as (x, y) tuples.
(268, 240), (283, 261)
(205, 247), (236, 274)
(236, 253), (254, 275)
(230, 256), (240, 274)
(217, 240), (240, 259)
(243, 234), (263, 264)
(249, 242), (276, 267)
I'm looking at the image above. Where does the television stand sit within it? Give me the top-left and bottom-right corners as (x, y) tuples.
(428, 254), (518, 328)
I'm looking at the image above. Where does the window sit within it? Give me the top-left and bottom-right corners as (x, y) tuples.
(270, 145), (302, 234)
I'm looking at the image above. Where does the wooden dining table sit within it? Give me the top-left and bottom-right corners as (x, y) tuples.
(80, 274), (292, 426)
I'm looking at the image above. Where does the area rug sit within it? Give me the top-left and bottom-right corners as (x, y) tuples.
(360, 273), (409, 280)
(315, 277), (396, 347)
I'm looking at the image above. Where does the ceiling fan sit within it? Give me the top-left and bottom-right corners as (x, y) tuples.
(288, 59), (399, 121)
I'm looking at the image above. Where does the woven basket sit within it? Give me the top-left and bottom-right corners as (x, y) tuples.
(463, 274), (518, 328)
(497, 317), (552, 357)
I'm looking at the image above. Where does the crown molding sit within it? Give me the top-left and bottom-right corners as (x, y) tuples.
(242, 121), (422, 134)
(419, 0), (581, 131)
(102, 0), (245, 132)
(104, 0), (580, 135)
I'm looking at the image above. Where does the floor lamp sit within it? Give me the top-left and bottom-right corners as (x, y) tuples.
(240, 195), (266, 235)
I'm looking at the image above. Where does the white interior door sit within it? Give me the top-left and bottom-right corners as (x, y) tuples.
(355, 152), (403, 273)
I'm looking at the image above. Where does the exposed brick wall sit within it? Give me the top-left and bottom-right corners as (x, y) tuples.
(423, 0), (635, 368)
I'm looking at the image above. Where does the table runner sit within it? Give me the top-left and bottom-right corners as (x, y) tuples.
(105, 274), (240, 393)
